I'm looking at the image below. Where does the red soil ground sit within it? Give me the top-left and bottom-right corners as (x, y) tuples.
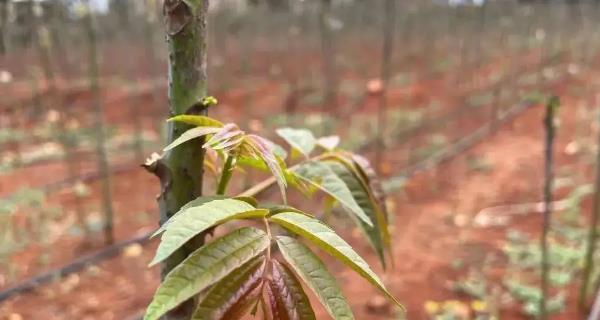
(0, 52), (596, 319)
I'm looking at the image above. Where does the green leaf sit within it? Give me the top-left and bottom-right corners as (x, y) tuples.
(265, 205), (308, 217)
(276, 236), (353, 320)
(150, 199), (268, 266)
(163, 126), (221, 152)
(233, 196), (258, 208)
(237, 155), (268, 171)
(268, 260), (317, 320)
(293, 161), (372, 227)
(276, 128), (317, 157)
(325, 161), (388, 268)
(351, 154), (389, 221)
(271, 212), (402, 309)
(150, 196), (225, 239)
(144, 227), (269, 320)
(192, 255), (266, 320)
(168, 115), (224, 128)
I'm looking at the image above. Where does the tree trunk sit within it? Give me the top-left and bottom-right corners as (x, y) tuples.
(148, 1), (209, 319)
(319, 0), (335, 135)
(0, 0), (9, 55)
(580, 94), (600, 310)
(375, 0), (396, 174)
(540, 97), (558, 320)
(32, 0), (91, 238)
(83, 0), (115, 245)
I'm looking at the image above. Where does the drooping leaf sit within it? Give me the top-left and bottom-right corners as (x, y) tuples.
(351, 154), (389, 220)
(293, 161), (372, 227)
(192, 256), (266, 320)
(163, 126), (221, 152)
(317, 136), (340, 151)
(150, 199), (268, 265)
(246, 134), (288, 200)
(168, 115), (224, 128)
(271, 212), (402, 308)
(144, 228), (269, 320)
(325, 161), (388, 268)
(276, 236), (353, 320)
(276, 128), (317, 157)
(268, 260), (317, 320)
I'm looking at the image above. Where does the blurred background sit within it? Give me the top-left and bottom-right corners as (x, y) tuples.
(2, 0), (600, 319)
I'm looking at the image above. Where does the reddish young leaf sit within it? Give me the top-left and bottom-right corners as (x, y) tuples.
(192, 257), (266, 320)
(269, 260), (316, 320)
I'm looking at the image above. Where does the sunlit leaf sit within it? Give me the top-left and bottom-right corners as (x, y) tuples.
(163, 126), (221, 152)
(293, 161), (372, 227)
(325, 161), (388, 268)
(276, 236), (353, 320)
(150, 199), (268, 265)
(271, 212), (402, 308)
(192, 256), (266, 320)
(168, 115), (224, 128)
(276, 128), (317, 157)
(317, 136), (340, 151)
(144, 228), (269, 320)
(150, 196), (225, 238)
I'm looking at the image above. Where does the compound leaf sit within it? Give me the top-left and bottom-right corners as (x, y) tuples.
(144, 228), (269, 320)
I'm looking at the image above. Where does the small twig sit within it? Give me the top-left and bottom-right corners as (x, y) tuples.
(216, 154), (235, 195)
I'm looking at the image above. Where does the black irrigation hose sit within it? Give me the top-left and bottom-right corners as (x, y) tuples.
(400, 98), (534, 179)
(0, 231), (153, 303)
(2, 161), (140, 201)
(356, 51), (565, 152)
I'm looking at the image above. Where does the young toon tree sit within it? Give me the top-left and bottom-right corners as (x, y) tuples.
(144, 1), (401, 319)
(145, 113), (401, 319)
